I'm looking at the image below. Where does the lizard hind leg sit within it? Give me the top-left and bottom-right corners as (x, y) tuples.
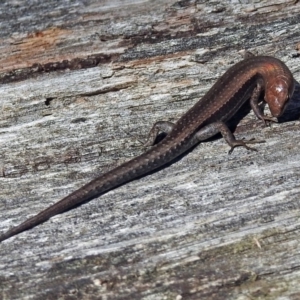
(144, 121), (175, 147)
(213, 121), (265, 154)
(192, 121), (265, 154)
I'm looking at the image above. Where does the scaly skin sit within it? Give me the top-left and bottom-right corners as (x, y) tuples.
(0, 55), (294, 243)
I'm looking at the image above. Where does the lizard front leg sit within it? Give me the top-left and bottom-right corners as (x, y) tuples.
(250, 81), (278, 125)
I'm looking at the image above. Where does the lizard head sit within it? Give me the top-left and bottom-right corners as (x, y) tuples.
(265, 75), (295, 117)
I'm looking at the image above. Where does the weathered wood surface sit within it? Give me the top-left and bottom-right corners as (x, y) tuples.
(1, 0), (300, 299)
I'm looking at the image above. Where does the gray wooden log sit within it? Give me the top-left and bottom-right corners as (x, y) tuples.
(1, 0), (300, 299)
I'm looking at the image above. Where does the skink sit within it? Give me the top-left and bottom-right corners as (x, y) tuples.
(0, 54), (295, 242)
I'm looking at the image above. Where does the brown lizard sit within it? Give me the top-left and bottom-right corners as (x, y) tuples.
(0, 55), (294, 242)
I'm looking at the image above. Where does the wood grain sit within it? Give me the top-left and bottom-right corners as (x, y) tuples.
(1, 0), (300, 299)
